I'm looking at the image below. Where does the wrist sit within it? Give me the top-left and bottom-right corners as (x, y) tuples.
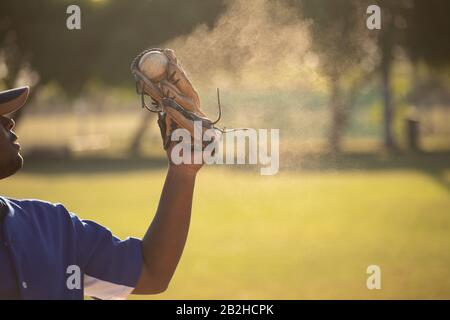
(168, 164), (200, 177)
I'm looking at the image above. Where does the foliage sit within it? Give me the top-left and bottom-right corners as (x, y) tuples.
(0, 0), (224, 96)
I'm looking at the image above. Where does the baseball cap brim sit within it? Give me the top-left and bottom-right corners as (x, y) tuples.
(0, 86), (29, 116)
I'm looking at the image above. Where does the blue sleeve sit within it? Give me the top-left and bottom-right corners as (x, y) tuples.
(70, 213), (143, 299)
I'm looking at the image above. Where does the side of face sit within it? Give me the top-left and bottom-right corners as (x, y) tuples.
(0, 116), (23, 179)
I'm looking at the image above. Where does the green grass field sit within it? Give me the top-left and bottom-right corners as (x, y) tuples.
(2, 160), (449, 299)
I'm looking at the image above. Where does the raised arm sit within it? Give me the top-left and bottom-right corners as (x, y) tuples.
(132, 147), (201, 294)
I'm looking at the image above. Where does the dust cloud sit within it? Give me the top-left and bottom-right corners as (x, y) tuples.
(165, 0), (324, 92)
(162, 0), (355, 170)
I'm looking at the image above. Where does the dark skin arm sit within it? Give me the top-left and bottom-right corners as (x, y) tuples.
(132, 145), (201, 294)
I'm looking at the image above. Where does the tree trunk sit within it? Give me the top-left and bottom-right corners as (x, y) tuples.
(129, 111), (154, 156)
(381, 52), (395, 151)
(329, 78), (345, 154)
(379, 15), (396, 151)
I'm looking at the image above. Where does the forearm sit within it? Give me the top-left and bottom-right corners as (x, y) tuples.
(133, 166), (197, 294)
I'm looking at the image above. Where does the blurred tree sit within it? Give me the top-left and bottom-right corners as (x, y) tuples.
(0, 0), (224, 154)
(376, 0), (450, 151)
(373, 0), (413, 151)
(3, 0), (449, 155)
(291, 0), (450, 153)
(377, 3), (396, 151)
(1, 0), (224, 90)
(289, 0), (373, 154)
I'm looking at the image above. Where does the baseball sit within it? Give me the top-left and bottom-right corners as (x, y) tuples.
(138, 51), (169, 82)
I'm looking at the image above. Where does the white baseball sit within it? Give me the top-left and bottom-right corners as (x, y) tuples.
(138, 51), (169, 82)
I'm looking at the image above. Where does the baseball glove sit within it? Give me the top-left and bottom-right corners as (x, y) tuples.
(131, 48), (219, 150)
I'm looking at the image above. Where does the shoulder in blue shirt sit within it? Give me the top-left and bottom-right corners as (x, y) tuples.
(0, 196), (143, 300)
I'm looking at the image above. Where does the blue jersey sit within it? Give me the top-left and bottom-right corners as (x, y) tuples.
(0, 196), (142, 300)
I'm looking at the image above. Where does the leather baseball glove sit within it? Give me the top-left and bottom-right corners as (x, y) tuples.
(131, 48), (219, 150)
